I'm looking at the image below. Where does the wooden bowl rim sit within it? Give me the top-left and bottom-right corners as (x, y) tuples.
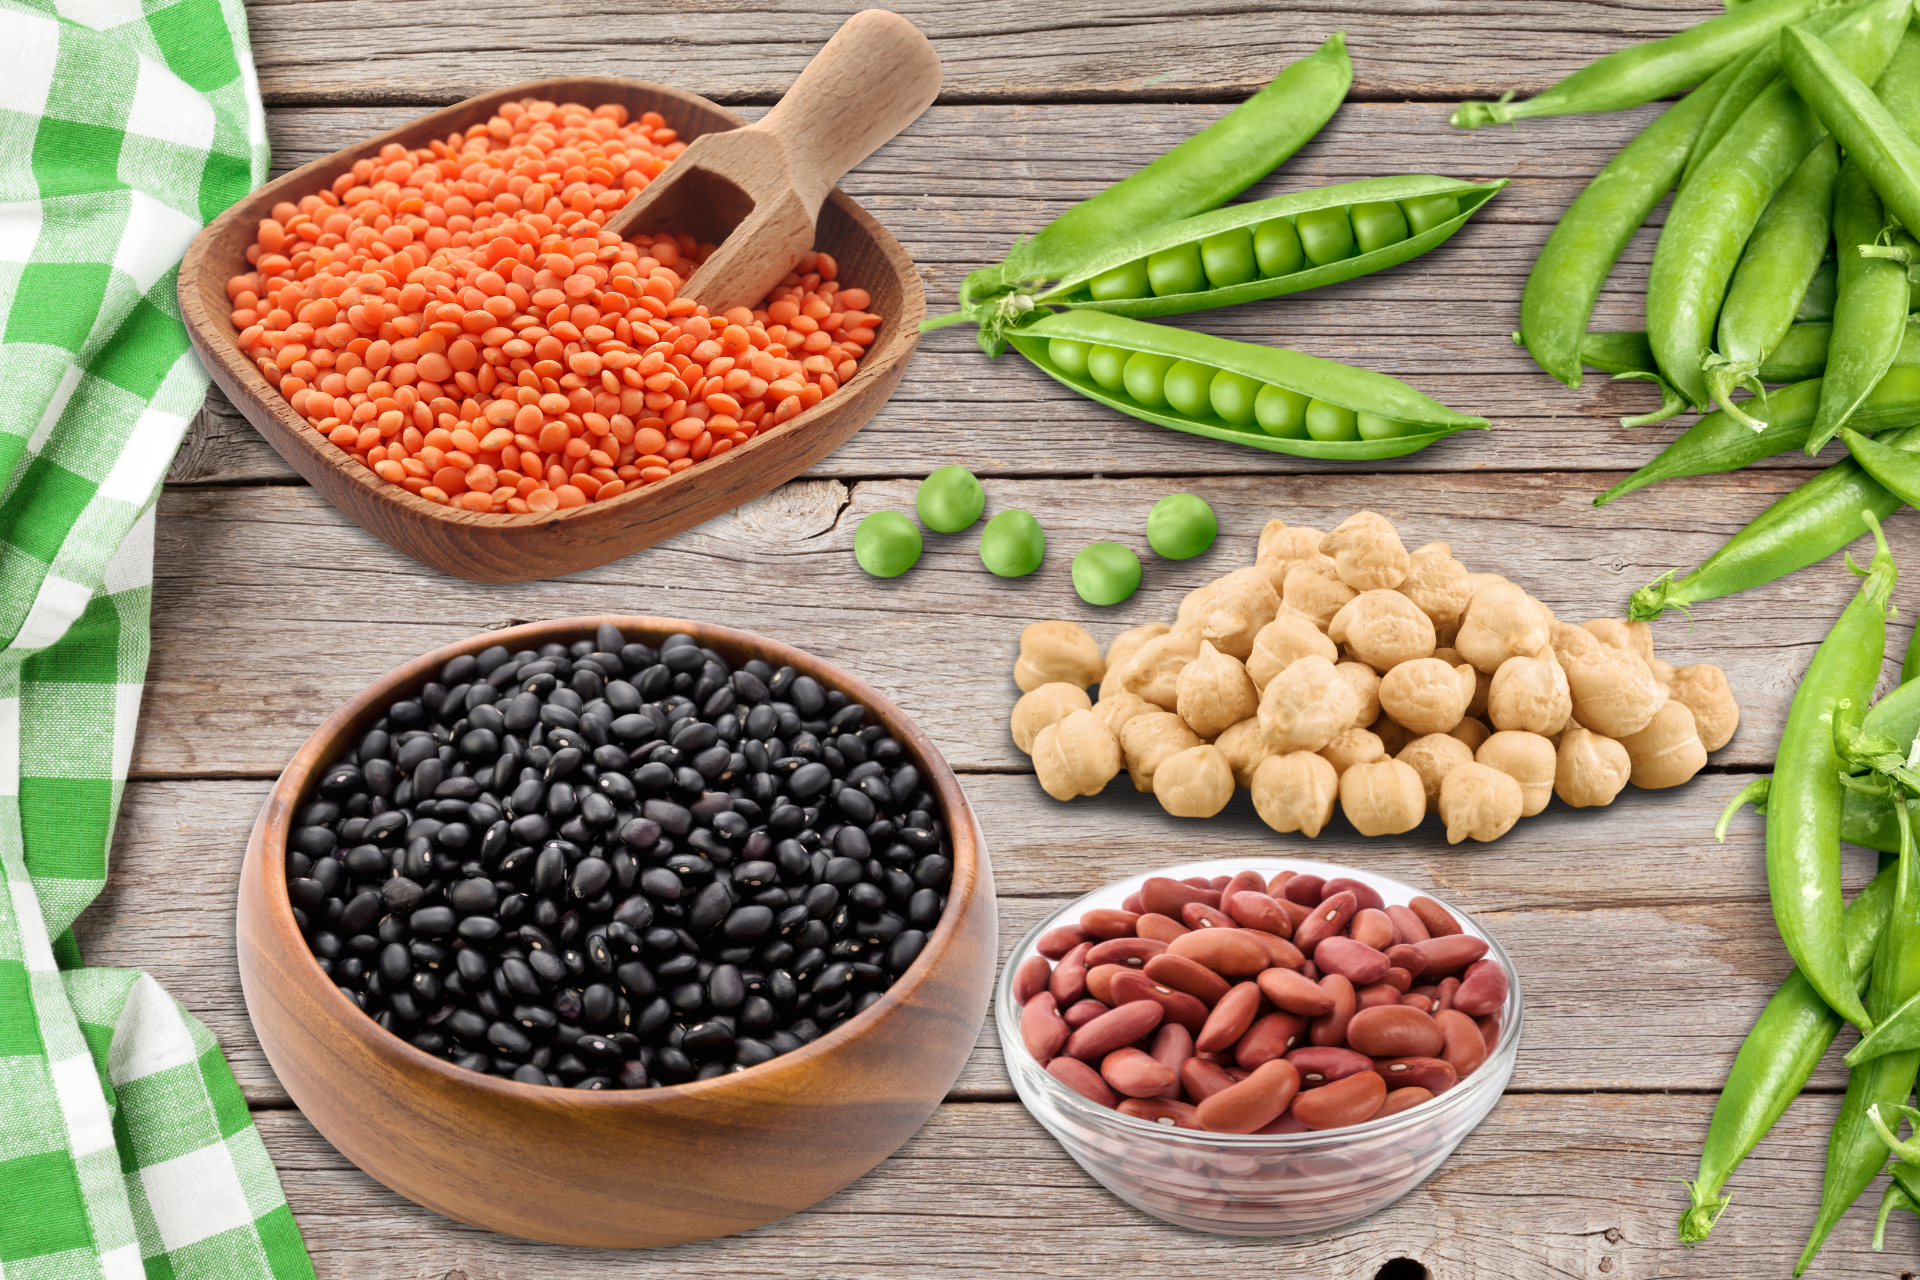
(246, 614), (985, 1109)
(181, 76), (925, 534)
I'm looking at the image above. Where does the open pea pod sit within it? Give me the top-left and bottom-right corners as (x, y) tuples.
(1031, 176), (1507, 319)
(1006, 309), (1488, 460)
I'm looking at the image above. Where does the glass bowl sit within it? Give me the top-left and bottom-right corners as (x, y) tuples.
(996, 857), (1521, 1236)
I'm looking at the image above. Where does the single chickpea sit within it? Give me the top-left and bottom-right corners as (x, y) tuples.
(1121, 631), (1204, 710)
(1176, 642), (1260, 739)
(1328, 589), (1437, 671)
(1153, 745), (1235, 818)
(1338, 759), (1427, 836)
(1247, 614), (1339, 692)
(1092, 689), (1154, 740)
(1282, 556), (1358, 632)
(1120, 711), (1204, 792)
(1319, 726), (1387, 777)
(1398, 543), (1474, 633)
(1099, 622), (1170, 701)
(1562, 644), (1664, 739)
(1010, 683), (1092, 754)
(1488, 649), (1573, 737)
(1320, 510), (1410, 591)
(1032, 709), (1123, 801)
(1257, 654), (1362, 752)
(1455, 582), (1552, 674)
(1214, 718), (1276, 787)
(1618, 701), (1708, 788)
(1015, 620), (1105, 692)
(1439, 762), (1524, 844)
(1667, 663), (1740, 752)
(1377, 657), (1475, 735)
(1476, 730), (1557, 816)
(1255, 522), (1328, 593)
(1581, 616), (1655, 667)
(1554, 727), (1633, 808)
(1449, 715), (1492, 753)
(1194, 566), (1281, 658)
(1337, 661), (1382, 728)
(1251, 751), (1340, 837)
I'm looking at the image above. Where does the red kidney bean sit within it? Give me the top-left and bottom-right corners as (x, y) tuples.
(1167, 928), (1268, 977)
(1012, 955), (1051, 1005)
(1063, 998), (1109, 1029)
(1322, 877), (1386, 912)
(1452, 957), (1509, 1017)
(1282, 873), (1326, 906)
(1256, 1108), (1312, 1135)
(1197, 1059), (1302, 1133)
(1276, 898), (1314, 930)
(1048, 1055), (1117, 1106)
(1225, 891), (1294, 938)
(1475, 1012), (1502, 1047)
(1236, 928), (1306, 971)
(1191, 875), (1223, 890)
(1373, 1056), (1458, 1094)
(1313, 935), (1391, 986)
(1435, 1008), (1487, 1078)
(1118, 1097), (1203, 1129)
(1135, 912), (1191, 944)
(1110, 969), (1209, 1034)
(1181, 901), (1237, 931)
(1385, 943), (1429, 977)
(1378, 1086), (1434, 1118)
(1255, 967), (1335, 1015)
(1037, 924), (1091, 959)
(1080, 907), (1140, 939)
(1437, 976), (1460, 1011)
(1222, 869), (1267, 899)
(1408, 896), (1462, 938)
(1085, 963), (1123, 1005)
(1223, 1064), (1251, 1082)
(1356, 982), (1401, 1009)
(1149, 1022), (1193, 1094)
(1286, 1045), (1373, 1087)
(1102, 1046), (1178, 1097)
(1180, 1056), (1236, 1102)
(1234, 1010), (1308, 1068)
(1409, 934), (1488, 978)
(1346, 1005), (1445, 1058)
(1087, 937), (1166, 969)
(1383, 967), (1413, 993)
(1402, 991), (1438, 1013)
(1063, 998), (1164, 1061)
(1299, 960), (1319, 981)
(1386, 904), (1431, 944)
(1350, 907), (1395, 952)
(1143, 953), (1231, 1005)
(1141, 876), (1219, 917)
(1309, 974), (1357, 1047)
(1119, 891), (1145, 914)
(1050, 941), (1092, 1005)
(1292, 1070), (1386, 1129)
(1266, 870), (1296, 898)
(1293, 891), (1359, 954)
(1021, 991), (1070, 1062)
(1196, 980), (1263, 1053)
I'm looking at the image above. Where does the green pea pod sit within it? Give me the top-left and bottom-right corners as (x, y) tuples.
(1848, 981), (1920, 1064)
(1864, 672), (1920, 752)
(1801, 256), (1841, 320)
(1626, 430), (1914, 620)
(1596, 365), (1920, 506)
(1843, 422), (1920, 513)
(1450, 0), (1830, 128)
(1678, 860), (1897, 1243)
(1705, 137), (1839, 426)
(1809, 160), (1911, 453)
(1764, 511), (1895, 1040)
(1682, 36), (1788, 190)
(1783, 22), (1920, 248)
(1515, 61), (1740, 388)
(1022, 176), (1507, 319)
(1906, 612), (1920, 685)
(1005, 309), (1489, 461)
(1648, 0), (1912, 411)
(1760, 319), (1834, 382)
(958, 34), (1352, 314)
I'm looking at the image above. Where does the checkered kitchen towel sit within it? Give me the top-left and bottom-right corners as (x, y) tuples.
(0, 0), (313, 1276)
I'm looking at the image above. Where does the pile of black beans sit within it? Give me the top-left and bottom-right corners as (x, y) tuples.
(284, 624), (953, 1089)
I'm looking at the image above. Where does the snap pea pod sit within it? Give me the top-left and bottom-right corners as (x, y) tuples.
(1518, 58), (1743, 389)
(1844, 422), (1920, 512)
(1764, 511), (1895, 1038)
(1678, 856), (1897, 1243)
(958, 34), (1351, 316)
(1626, 430), (1916, 620)
(1022, 176), (1507, 319)
(1682, 38), (1786, 190)
(1803, 257), (1841, 321)
(1784, 22), (1920, 247)
(1705, 137), (1840, 426)
(1812, 159), (1911, 452)
(1596, 365), (1920, 506)
(1450, 0), (1831, 128)
(1648, 0), (1911, 411)
(1006, 310), (1489, 461)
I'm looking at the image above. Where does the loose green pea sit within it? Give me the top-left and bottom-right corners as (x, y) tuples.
(1350, 201), (1410, 254)
(1305, 399), (1359, 441)
(854, 511), (922, 578)
(1072, 542), (1142, 605)
(1402, 193), (1459, 236)
(1146, 493), (1217, 560)
(1209, 370), (1261, 425)
(916, 465), (985, 532)
(1253, 217), (1304, 277)
(1357, 413), (1418, 441)
(1199, 227), (1259, 287)
(1123, 351), (1177, 409)
(1147, 242), (1207, 296)
(1089, 259), (1150, 301)
(1296, 206), (1356, 266)
(979, 509), (1046, 577)
(1163, 360), (1216, 417)
(1254, 383), (1310, 438)
(1049, 338), (1091, 379)
(1087, 344), (1129, 391)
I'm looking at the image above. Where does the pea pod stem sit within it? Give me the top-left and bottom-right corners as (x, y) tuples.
(1874, 1181), (1920, 1249)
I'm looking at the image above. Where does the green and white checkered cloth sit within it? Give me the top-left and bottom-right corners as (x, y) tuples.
(0, 0), (314, 1276)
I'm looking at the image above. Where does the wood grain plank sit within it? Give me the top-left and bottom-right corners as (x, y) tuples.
(255, 1094), (1912, 1278)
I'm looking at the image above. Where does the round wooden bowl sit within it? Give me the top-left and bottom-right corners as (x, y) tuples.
(180, 80), (924, 584)
(236, 617), (994, 1247)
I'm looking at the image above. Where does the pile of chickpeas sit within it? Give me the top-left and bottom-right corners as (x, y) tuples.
(1010, 511), (1742, 842)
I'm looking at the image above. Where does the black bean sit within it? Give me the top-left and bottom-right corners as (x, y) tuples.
(449, 878), (497, 915)
(571, 857), (612, 899)
(689, 881), (733, 935)
(410, 906), (456, 936)
(723, 905), (773, 940)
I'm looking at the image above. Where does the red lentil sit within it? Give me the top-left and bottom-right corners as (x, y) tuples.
(226, 98), (883, 514)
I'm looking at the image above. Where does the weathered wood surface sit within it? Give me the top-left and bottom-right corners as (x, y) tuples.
(257, 1095), (1916, 1279)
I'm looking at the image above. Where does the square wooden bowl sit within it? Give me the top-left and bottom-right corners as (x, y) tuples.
(179, 78), (923, 583)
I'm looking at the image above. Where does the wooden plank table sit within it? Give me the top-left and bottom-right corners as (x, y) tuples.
(97, 2), (1920, 1273)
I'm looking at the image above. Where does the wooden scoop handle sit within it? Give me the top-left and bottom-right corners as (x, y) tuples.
(753, 9), (942, 217)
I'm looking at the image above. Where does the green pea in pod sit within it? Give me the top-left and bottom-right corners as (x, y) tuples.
(1006, 310), (1489, 461)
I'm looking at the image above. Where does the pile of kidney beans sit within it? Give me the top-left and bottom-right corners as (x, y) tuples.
(1014, 869), (1507, 1134)
(284, 624), (952, 1089)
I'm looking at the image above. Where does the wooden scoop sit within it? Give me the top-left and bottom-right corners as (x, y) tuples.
(604, 9), (941, 314)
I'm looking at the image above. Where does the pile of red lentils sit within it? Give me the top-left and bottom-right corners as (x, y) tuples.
(226, 99), (882, 514)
